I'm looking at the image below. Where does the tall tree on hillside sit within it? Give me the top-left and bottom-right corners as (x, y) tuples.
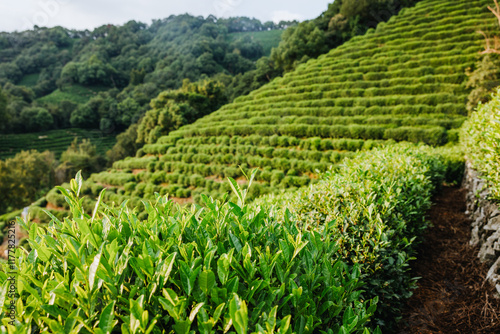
(271, 21), (328, 72)
(136, 79), (227, 145)
(56, 139), (106, 181)
(271, 0), (421, 73)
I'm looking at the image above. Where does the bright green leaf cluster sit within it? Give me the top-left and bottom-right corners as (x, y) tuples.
(462, 88), (500, 202)
(1, 170), (381, 333)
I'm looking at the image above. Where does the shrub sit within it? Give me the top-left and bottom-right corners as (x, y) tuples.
(462, 88), (500, 201)
(151, 172), (165, 185)
(254, 144), (447, 329)
(5, 171), (384, 333)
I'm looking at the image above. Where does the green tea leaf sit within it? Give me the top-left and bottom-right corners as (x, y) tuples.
(189, 302), (205, 322)
(199, 270), (216, 295)
(99, 301), (116, 334)
(89, 249), (102, 291)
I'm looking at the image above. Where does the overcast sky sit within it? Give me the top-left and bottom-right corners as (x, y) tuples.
(0, 0), (332, 32)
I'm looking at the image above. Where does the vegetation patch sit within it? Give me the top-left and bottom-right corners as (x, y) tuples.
(228, 30), (283, 56)
(38, 0), (495, 212)
(0, 144), (451, 332)
(0, 128), (115, 160)
(462, 88), (500, 202)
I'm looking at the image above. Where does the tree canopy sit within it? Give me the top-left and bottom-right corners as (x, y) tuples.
(0, 15), (293, 135)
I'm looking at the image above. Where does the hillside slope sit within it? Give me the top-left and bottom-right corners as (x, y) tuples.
(21, 0), (498, 218)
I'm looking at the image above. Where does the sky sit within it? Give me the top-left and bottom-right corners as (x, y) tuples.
(0, 0), (332, 32)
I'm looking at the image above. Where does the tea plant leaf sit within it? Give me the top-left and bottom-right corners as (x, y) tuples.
(74, 170), (83, 197)
(213, 302), (225, 323)
(217, 252), (231, 285)
(130, 296), (145, 333)
(99, 300), (117, 334)
(64, 309), (81, 333)
(229, 233), (243, 253)
(199, 270), (216, 295)
(173, 320), (192, 334)
(229, 294), (248, 334)
(42, 209), (62, 225)
(179, 261), (201, 296)
(56, 185), (71, 199)
(89, 248), (102, 291)
(277, 315), (291, 334)
(30, 241), (51, 262)
(159, 288), (180, 319)
(189, 302), (205, 322)
(227, 177), (243, 206)
(0, 281), (7, 309)
(266, 305), (278, 333)
(92, 188), (107, 223)
(157, 252), (177, 287)
(29, 222), (37, 242)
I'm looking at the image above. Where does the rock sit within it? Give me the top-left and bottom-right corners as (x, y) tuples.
(479, 244), (497, 264)
(486, 257), (500, 284)
(484, 216), (500, 231)
(464, 163), (500, 296)
(470, 225), (480, 247)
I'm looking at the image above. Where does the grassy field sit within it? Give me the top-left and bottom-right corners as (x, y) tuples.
(37, 84), (109, 105)
(0, 128), (116, 159)
(228, 30), (283, 56)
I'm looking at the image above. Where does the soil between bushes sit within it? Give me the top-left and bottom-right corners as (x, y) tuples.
(396, 186), (500, 333)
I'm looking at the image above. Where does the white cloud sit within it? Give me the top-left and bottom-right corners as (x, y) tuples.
(271, 10), (303, 23)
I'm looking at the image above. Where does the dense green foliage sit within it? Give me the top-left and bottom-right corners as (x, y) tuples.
(270, 0), (421, 72)
(0, 150), (56, 214)
(136, 80), (228, 146)
(1, 145), (450, 332)
(56, 139), (108, 181)
(227, 30), (283, 56)
(462, 88), (500, 202)
(254, 145), (455, 329)
(0, 16), (289, 135)
(0, 139), (109, 216)
(28, 0), (494, 213)
(105, 79), (228, 163)
(466, 54), (500, 112)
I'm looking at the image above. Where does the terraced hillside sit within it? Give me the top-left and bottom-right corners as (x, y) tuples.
(33, 0), (497, 215)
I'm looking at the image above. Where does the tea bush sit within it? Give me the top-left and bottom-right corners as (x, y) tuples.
(462, 88), (500, 201)
(254, 144), (448, 329)
(1, 171), (381, 333)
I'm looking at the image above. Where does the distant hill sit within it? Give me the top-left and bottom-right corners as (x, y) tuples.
(0, 16), (290, 135)
(24, 0), (495, 220)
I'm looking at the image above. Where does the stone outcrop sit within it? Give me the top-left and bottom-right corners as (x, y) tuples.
(463, 162), (500, 296)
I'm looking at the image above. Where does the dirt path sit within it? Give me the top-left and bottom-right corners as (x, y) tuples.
(397, 186), (500, 333)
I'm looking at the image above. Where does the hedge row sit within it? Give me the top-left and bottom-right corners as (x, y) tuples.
(462, 88), (500, 202)
(159, 135), (381, 151)
(195, 115), (465, 130)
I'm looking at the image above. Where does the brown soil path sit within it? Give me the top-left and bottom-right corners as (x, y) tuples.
(397, 187), (500, 333)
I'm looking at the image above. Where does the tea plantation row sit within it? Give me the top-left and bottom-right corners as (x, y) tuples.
(462, 88), (500, 202)
(0, 144), (456, 333)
